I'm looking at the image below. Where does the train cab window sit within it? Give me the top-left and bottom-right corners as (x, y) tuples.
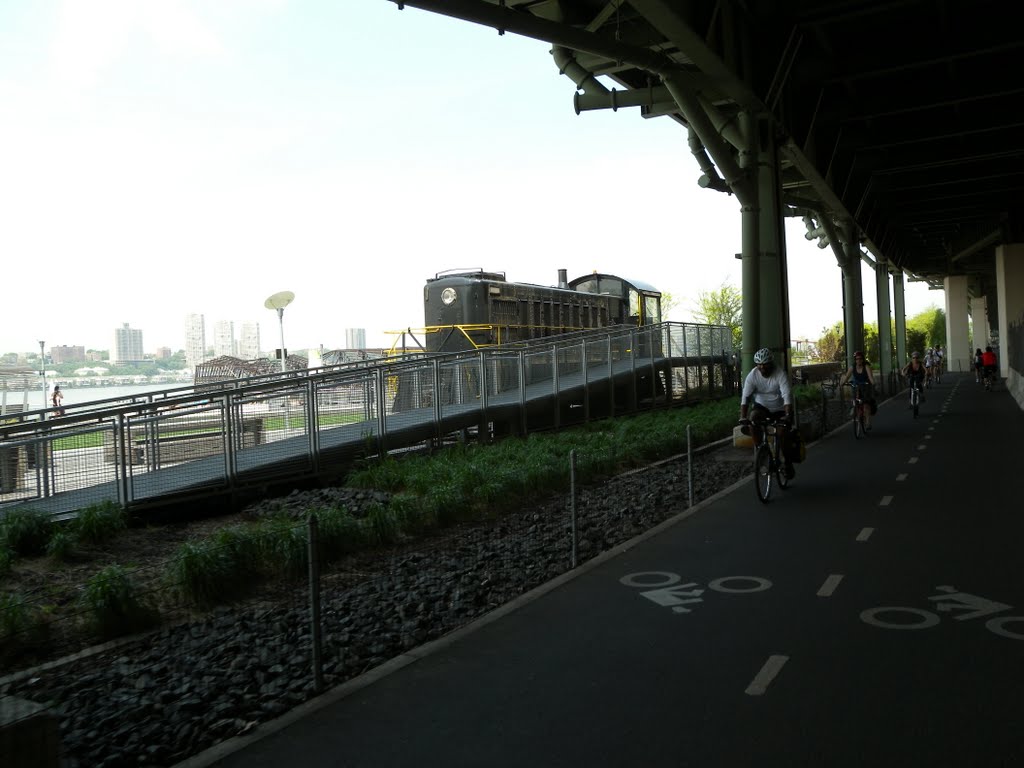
(628, 288), (641, 323)
(643, 294), (661, 325)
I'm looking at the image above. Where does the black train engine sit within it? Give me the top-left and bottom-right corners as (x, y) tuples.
(423, 268), (662, 353)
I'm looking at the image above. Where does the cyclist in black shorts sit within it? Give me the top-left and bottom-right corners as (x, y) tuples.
(738, 347), (795, 479)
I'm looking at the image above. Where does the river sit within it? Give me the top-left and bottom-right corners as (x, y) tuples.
(2, 382), (193, 412)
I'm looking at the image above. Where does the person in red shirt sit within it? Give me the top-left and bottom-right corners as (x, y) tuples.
(981, 346), (998, 387)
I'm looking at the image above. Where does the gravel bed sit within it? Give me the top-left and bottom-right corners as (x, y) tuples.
(0, 432), (806, 767)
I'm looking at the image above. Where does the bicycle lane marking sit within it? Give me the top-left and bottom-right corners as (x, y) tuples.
(817, 574), (843, 596)
(856, 527), (874, 542)
(745, 655), (789, 696)
(879, 495), (893, 506)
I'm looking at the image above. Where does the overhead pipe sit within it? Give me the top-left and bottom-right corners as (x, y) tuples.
(551, 46), (610, 103)
(662, 74), (753, 205)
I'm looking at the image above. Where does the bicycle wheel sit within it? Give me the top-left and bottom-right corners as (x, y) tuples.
(853, 404), (864, 439)
(912, 391), (919, 418)
(775, 442), (791, 490)
(754, 444), (773, 503)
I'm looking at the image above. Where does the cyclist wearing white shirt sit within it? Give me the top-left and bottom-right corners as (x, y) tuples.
(738, 347), (795, 479)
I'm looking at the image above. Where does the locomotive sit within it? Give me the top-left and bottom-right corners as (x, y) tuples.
(423, 268), (663, 353)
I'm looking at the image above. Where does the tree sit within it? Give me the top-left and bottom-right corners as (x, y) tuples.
(907, 306), (945, 349)
(692, 283), (743, 351)
(814, 322), (845, 362)
(659, 290), (680, 320)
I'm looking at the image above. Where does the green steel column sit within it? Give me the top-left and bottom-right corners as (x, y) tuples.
(874, 257), (893, 387)
(754, 114), (790, 368)
(893, 269), (907, 368)
(840, 221), (865, 369)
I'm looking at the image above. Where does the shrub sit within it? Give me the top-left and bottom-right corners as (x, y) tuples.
(73, 501), (127, 544)
(166, 540), (245, 607)
(46, 530), (76, 562)
(79, 564), (158, 639)
(0, 508), (53, 557)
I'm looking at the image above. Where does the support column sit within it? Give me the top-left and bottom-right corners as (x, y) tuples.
(971, 295), (988, 350)
(995, 243), (1024, 403)
(893, 270), (907, 368)
(753, 114), (789, 367)
(839, 221), (865, 369)
(875, 258), (893, 390)
(943, 275), (970, 374)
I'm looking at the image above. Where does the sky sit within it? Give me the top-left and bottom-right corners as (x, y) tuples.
(0, 1), (943, 357)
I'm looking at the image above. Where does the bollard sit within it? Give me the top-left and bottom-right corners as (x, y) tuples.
(308, 514), (324, 693)
(685, 424), (695, 503)
(569, 449), (578, 568)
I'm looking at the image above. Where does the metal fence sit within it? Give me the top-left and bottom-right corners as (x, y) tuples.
(1, 322), (734, 519)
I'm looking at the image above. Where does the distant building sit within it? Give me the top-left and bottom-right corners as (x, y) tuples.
(155, 347), (172, 359)
(184, 313), (207, 370)
(213, 320), (236, 357)
(50, 345), (86, 364)
(111, 324), (144, 365)
(345, 328), (366, 350)
(238, 322), (261, 359)
(86, 350), (106, 362)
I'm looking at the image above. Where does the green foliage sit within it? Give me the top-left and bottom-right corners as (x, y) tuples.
(907, 306), (945, 349)
(691, 282), (743, 351)
(72, 501), (127, 544)
(167, 528), (264, 607)
(0, 508), (53, 557)
(0, 547), (12, 577)
(46, 530), (76, 562)
(814, 322), (845, 362)
(0, 592), (34, 646)
(79, 565), (158, 639)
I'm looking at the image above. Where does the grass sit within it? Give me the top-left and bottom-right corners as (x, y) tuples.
(79, 565), (159, 640)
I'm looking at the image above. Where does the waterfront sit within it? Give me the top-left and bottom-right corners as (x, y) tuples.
(2, 382), (191, 413)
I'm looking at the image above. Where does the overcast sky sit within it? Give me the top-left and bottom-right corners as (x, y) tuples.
(0, 1), (942, 356)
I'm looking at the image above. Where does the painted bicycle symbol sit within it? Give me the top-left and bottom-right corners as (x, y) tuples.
(861, 585), (1024, 641)
(620, 571), (772, 614)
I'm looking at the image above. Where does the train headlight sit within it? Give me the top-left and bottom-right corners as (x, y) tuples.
(441, 287), (457, 306)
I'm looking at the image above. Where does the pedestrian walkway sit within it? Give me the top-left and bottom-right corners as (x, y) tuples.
(179, 372), (1024, 768)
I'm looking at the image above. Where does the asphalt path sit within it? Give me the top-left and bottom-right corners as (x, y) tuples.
(184, 372), (1024, 768)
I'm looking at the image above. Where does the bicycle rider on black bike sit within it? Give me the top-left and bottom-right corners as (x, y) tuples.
(738, 347), (795, 480)
(901, 351), (926, 398)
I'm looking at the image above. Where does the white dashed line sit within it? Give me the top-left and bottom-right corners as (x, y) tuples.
(880, 495), (893, 506)
(908, 457), (919, 464)
(924, 435), (933, 440)
(745, 655), (789, 696)
(856, 527), (874, 542)
(917, 445), (928, 451)
(896, 473), (908, 481)
(817, 574), (844, 597)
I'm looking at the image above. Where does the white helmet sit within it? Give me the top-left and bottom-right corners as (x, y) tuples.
(753, 348), (773, 364)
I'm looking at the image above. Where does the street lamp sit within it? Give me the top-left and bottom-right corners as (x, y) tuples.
(38, 340), (46, 415)
(264, 291), (295, 375)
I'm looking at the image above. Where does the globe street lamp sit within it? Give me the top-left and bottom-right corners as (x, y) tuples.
(264, 291), (295, 435)
(38, 340), (46, 417)
(264, 291), (295, 375)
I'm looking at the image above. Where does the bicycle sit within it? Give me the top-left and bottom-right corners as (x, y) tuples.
(848, 383), (866, 439)
(740, 416), (791, 503)
(907, 377), (922, 418)
(984, 366), (997, 391)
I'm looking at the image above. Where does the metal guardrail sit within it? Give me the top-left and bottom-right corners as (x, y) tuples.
(0, 322), (734, 518)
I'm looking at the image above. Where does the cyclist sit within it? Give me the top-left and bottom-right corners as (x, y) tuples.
(923, 348), (935, 387)
(839, 350), (876, 431)
(738, 347), (795, 479)
(974, 348), (984, 383)
(901, 352), (927, 403)
(981, 346), (998, 387)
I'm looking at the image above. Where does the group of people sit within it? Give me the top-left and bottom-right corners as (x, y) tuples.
(975, 346), (999, 384)
(735, 341), (992, 470)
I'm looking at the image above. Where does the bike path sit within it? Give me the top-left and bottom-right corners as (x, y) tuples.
(180, 372), (1024, 768)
